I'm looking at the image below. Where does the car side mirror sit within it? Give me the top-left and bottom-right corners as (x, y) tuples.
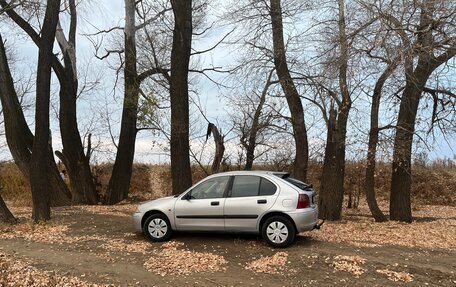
(182, 193), (191, 200)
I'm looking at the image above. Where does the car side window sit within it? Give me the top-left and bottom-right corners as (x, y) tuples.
(231, 175), (261, 197)
(188, 176), (229, 199)
(259, 178), (277, 196)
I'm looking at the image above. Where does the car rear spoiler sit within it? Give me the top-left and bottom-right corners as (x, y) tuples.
(273, 172), (291, 179)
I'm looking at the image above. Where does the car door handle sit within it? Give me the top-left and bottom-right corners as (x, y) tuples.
(257, 199), (267, 204)
(211, 201), (220, 206)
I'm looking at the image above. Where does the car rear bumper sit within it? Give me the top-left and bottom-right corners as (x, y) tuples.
(132, 212), (143, 233)
(285, 208), (318, 233)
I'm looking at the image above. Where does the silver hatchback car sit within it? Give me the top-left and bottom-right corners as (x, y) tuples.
(133, 170), (319, 248)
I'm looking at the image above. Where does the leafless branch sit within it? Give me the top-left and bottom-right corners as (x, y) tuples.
(191, 28), (235, 56)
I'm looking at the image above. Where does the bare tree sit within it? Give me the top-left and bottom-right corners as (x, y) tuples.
(53, 0), (98, 204)
(384, 0), (456, 222)
(28, 0), (62, 221)
(0, 32), (35, 179)
(223, 0), (310, 181)
(101, 0), (173, 204)
(0, 29), (71, 209)
(170, 0), (193, 194)
(103, 0), (140, 204)
(0, 0), (95, 205)
(88, 0), (219, 199)
(228, 69), (287, 170)
(353, 6), (402, 222)
(241, 71), (274, 170)
(317, 0), (353, 221)
(269, 0), (309, 181)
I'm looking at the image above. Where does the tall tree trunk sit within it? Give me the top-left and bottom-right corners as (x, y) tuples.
(318, 0), (351, 221)
(55, 0), (98, 205)
(104, 0), (140, 204)
(389, 0), (455, 222)
(364, 62), (398, 222)
(0, 33), (34, 176)
(170, 0), (193, 195)
(244, 145), (255, 170)
(318, 106), (344, 220)
(390, 62), (433, 222)
(29, 0), (62, 221)
(0, 32), (71, 207)
(269, 0), (308, 182)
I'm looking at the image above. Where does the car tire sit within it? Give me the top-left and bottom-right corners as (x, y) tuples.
(262, 216), (296, 248)
(143, 213), (173, 242)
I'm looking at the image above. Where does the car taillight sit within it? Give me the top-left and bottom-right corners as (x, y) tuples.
(297, 194), (310, 209)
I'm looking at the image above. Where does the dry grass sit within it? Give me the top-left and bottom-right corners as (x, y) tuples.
(0, 162), (31, 206)
(411, 164), (456, 206)
(1, 161), (454, 207)
(92, 163), (157, 201)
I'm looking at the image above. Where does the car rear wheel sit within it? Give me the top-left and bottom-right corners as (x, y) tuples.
(262, 216), (296, 248)
(143, 213), (173, 242)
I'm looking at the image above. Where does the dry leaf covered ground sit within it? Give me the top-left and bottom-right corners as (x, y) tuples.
(1, 201), (455, 286)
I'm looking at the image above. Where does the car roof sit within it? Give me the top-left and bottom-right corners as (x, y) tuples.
(208, 170), (290, 178)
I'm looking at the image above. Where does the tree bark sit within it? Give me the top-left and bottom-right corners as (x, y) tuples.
(390, 0), (455, 222)
(104, 0), (140, 204)
(318, 0), (351, 221)
(0, 33), (34, 177)
(0, 191), (16, 224)
(170, 0), (193, 195)
(29, 0), (62, 221)
(206, 123), (225, 174)
(318, 105), (344, 220)
(364, 61), (398, 222)
(269, 0), (308, 182)
(55, 0), (98, 205)
(390, 63), (433, 222)
(244, 143), (255, 171)
(0, 32), (71, 208)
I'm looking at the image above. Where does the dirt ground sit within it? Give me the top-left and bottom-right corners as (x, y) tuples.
(1, 203), (455, 287)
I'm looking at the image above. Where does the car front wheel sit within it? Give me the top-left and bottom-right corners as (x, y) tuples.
(143, 213), (173, 242)
(262, 216), (296, 248)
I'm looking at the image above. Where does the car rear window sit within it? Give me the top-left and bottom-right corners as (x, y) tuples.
(231, 176), (277, 197)
(231, 176), (260, 197)
(259, 178), (276, 195)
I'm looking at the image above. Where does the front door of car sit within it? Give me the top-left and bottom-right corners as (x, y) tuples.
(224, 175), (278, 232)
(174, 176), (230, 231)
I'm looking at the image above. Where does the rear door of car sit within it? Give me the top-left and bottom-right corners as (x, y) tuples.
(174, 176), (230, 231)
(223, 175), (278, 232)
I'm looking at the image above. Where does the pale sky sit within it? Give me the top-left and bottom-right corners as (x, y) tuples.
(0, 0), (454, 164)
